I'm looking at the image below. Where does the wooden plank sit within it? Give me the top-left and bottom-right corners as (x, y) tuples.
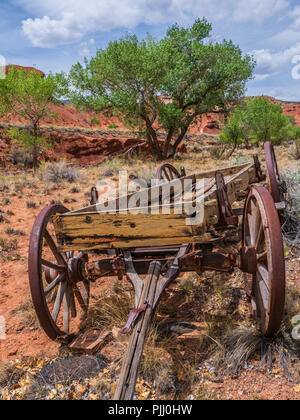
(114, 261), (161, 400)
(52, 163), (254, 251)
(69, 330), (113, 354)
(124, 251), (144, 307)
(69, 163), (252, 215)
(52, 212), (198, 252)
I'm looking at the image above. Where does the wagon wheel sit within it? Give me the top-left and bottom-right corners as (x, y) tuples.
(156, 163), (181, 181)
(28, 204), (90, 342)
(264, 142), (286, 203)
(242, 186), (285, 336)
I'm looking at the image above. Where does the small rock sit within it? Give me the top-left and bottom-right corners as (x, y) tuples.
(103, 170), (114, 177)
(8, 349), (18, 356)
(15, 324), (24, 332)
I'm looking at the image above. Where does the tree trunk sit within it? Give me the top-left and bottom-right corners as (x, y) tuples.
(32, 123), (39, 171)
(244, 137), (250, 149)
(228, 138), (237, 158)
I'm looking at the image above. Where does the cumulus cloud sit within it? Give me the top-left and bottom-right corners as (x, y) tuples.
(16, 0), (290, 48)
(251, 43), (300, 80)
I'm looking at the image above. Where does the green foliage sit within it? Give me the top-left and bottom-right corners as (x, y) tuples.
(242, 97), (294, 145)
(61, 19), (254, 159)
(294, 127), (300, 139)
(0, 67), (59, 168)
(7, 127), (50, 150)
(89, 116), (100, 125)
(220, 97), (296, 152)
(107, 123), (119, 129)
(219, 108), (245, 156)
(7, 127), (52, 170)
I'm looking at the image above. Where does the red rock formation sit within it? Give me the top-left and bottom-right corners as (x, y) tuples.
(4, 65), (45, 78)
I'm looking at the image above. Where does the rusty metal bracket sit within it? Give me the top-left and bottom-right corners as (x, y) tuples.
(121, 301), (148, 334)
(253, 154), (266, 182)
(179, 250), (238, 274)
(90, 187), (99, 205)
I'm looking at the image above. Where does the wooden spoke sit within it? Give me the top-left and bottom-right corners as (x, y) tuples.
(52, 281), (67, 322)
(41, 259), (64, 272)
(256, 250), (267, 262)
(44, 273), (64, 295)
(29, 204), (91, 342)
(163, 168), (170, 181)
(70, 289), (77, 318)
(73, 284), (88, 312)
(156, 163), (181, 182)
(257, 274), (269, 310)
(257, 263), (269, 290)
(44, 229), (65, 265)
(255, 223), (264, 250)
(63, 286), (71, 334)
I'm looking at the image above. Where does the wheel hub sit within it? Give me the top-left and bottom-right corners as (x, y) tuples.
(67, 256), (87, 284)
(239, 245), (257, 275)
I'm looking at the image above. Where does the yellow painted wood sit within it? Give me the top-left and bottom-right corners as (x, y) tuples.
(52, 212), (200, 251)
(52, 162), (258, 251)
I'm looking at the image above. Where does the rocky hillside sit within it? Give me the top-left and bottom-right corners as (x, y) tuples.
(0, 66), (299, 165)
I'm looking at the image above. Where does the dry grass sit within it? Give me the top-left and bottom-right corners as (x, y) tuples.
(41, 161), (81, 184)
(0, 362), (24, 387)
(212, 285), (300, 379)
(11, 297), (40, 330)
(281, 165), (300, 248)
(85, 281), (134, 331)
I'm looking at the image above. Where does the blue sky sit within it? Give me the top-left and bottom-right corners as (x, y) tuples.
(1, 0), (300, 101)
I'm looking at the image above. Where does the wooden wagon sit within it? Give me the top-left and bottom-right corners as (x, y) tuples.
(28, 142), (286, 399)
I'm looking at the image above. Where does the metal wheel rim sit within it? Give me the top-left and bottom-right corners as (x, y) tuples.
(242, 186), (285, 336)
(28, 204), (90, 341)
(264, 142), (281, 203)
(156, 163), (181, 181)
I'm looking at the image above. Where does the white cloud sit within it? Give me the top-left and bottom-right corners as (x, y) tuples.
(15, 0), (290, 48)
(251, 43), (300, 79)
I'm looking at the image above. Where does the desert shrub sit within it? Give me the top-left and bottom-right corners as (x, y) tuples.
(5, 228), (25, 236)
(90, 116), (100, 125)
(209, 146), (226, 159)
(107, 123), (119, 129)
(26, 201), (36, 208)
(294, 139), (300, 159)
(9, 148), (34, 169)
(0, 237), (18, 252)
(105, 157), (124, 173)
(42, 161), (80, 184)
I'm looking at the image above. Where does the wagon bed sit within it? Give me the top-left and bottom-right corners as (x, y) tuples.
(52, 161), (260, 251)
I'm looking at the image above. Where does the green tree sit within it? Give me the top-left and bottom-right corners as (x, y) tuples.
(294, 126), (300, 139)
(64, 19), (254, 159)
(243, 97), (293, 145)
(219, 108), (245, 156)
(220, 97), (296, 152)
(0, 67), (59, 169)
